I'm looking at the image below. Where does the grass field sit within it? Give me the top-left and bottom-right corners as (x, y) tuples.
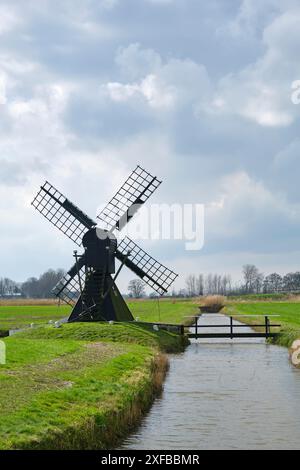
(128, 298), (198, 324)
(0, 299), (199, 331)
(0, 322), (185, 449)
(0, 305), (71, 330)
(227, 293), (297, 302)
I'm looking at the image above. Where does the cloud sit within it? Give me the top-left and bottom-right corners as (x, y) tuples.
(0, 5), (21, 35)
(145, 0), (174, 4)
(105, 74), (176, 109)
(0, 73), (7, 104)
(115, 43), (162, 81)
(101, 0), (119, 9)
(1, 0), (300, 287)
(214, 75), (293, 127)
(0, 54), (73, 187)
(271, 139), (300, 203)
(104, 44), (211, 114)
(212, 5), (300, 127)
(217, 0), (280, 38)
(207, 171), (300, 237)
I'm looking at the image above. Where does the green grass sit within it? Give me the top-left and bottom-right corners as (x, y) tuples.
(0, 337), (150, 449)
(0, 299), (198, 331)
(0, 322), (184, 449)
(228, 293), (293, 301)
(128, 299), (198, 324)
(17, 321), (188, 353)
(0, 305), (71, 330)
(226, 302), (300, 346)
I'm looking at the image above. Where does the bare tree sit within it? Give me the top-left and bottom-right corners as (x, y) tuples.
(221, 274), (231, 294)
(186, 275), (197, 297)
(0, 278), (20, 297)
(203, 273), (227, 295)
(0, 278), (5, 297)
(212, 274), (218, 294)
(21, 277), (40, 298)
(21, 269), (66, 298)
(242, 264), (264, 293)
(38, 269), (65, 297)
(128, 279), (146, 298)
(254, 272), (264, 294)
(196, 274), (204, 296)
(263, 273), (282, 293)
(205, 273), (213, 294)
(282, 272), (300, 291)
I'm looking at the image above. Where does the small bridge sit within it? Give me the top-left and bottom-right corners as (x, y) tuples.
(186, 316), (281, 339)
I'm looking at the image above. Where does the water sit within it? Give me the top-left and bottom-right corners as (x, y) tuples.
(121, 314), (300, 450)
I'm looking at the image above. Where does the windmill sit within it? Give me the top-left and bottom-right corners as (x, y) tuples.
(31, 166), (178, 322)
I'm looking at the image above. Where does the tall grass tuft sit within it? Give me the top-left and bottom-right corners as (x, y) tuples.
(200, 295), (226, 313)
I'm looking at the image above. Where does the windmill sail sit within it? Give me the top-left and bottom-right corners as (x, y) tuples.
(52, 257), (86, 305)
(116, 237), (178, 295)
(97, 165), (161, 232)
(32, 181), (96, 246)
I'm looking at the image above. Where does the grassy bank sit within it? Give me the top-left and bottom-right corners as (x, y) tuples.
(0, 322), (186, 450)
(0, 299), (198, 331)
(226, 302), (300, 347)
(18, 322), (189, 353)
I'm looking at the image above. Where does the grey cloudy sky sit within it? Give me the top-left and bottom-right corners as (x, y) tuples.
(1, 0), (300, 291)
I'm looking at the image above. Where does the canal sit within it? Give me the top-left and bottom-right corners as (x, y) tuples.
(121, 314), (300, 450)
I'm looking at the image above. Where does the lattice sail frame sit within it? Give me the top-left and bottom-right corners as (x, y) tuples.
(31, 181), (96, 246)
(52, 263), (86, 305)
(117, 237), (178, 295)
(97, 166), (161, 231)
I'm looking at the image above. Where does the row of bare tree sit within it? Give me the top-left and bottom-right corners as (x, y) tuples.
(240, 264), (300, 294)
(21, 269), (65, 298)
(183, 273), (232, 296)
(0, 269), (65, 299)
(3, 264), (300, 299)
(178, 265), (300, 297)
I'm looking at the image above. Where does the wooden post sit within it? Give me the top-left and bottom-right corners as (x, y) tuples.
(180, 324), (184, 336)
(265, 316), (269, 337)
(230, 316), (233, 339)
(195, 319), (198, 338)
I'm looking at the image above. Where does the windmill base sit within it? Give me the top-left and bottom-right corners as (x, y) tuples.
(68, 275), (134, 323)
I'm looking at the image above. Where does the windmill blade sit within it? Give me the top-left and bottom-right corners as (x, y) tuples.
(32, 181), (96, 246)
(97, 165), (161, 232)
(116, 237), (178, 295)
(52, 256), (86, 305)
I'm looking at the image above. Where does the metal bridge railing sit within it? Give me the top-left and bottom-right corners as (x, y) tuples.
(186, 315), (281, 339)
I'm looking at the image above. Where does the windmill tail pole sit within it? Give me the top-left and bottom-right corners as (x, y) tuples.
(102, 251), (131, 301)
(74, 250), (83, 296)
(73, 249), (89, 315)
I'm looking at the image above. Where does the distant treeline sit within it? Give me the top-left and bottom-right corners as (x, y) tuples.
(176, 265), (300, 297)
(2, 264), (300, 299)
(0, 269), (65, 299)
